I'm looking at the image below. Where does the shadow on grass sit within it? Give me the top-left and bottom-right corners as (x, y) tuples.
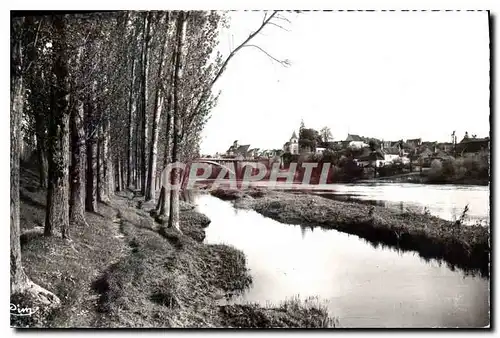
(87, 211), (106, 218)
(20, 191), (46, 209)
(149, 290), (179, 308)
(20, 229), (44, 247)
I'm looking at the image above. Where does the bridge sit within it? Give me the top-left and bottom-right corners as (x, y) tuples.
(158, 157), (283, 191)
(180, 158), (277, 190)
(197, 157), (266, 165)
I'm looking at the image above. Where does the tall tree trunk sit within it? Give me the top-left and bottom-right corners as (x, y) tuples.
(108, 149), (114, 196)
(121, 156), (127, 191)
(45, 15), (71, 239)
(11, 18), (29, 290)
(157, 86), (173, 221)
(168, 12), (188, 232)
(116, 156), (122, 192)
(145, 94), (163, 201)
(140, 12), (152, 196)
(11, 17), (60, 309)
(97, 111), (111, 204)
(85, 89), (98, 212)
(134, 95), (141, 190)
(103, 110), (112, 201)
(97, 121), (102, 199)
(69, 98), (88, 226)
(134, 95), (140, 191)
(127, 62), (136, 189)
(157, 32), (177, 224)
(69, 45), (87, 227)
(31, 70), (49, 189)
(24, 16), (48, 189)
(145, 13), (169, 202)
(34, 112), (48, 189)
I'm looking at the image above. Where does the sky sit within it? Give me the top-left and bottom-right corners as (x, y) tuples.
(199, 11), (490, 155)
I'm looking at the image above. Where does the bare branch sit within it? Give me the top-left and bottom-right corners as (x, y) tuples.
(241, 44), (291, 67)
(25, 18), (44, 73)
(33, 19), (43, 48)
(183, 10), (290, 134)
(275, 14), (292, 24)
(214, 10), (278, 88)
(267, 22), (290, 32)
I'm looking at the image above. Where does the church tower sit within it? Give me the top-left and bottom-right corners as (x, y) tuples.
(290, 131), (299, 155)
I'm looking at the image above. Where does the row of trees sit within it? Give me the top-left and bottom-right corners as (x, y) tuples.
(14, 11), (222, 238)
(11, 10), (290, 307)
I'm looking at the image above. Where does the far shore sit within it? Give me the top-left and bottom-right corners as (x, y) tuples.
(209, 187), (490, 278)
(361, 172), (489, 186)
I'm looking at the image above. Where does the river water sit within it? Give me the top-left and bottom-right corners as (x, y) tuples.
(307, 182), (490, 225)
(194, 183), (490, 328)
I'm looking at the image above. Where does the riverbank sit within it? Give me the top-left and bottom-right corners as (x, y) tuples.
(368, 172), (489, 186)
(210, 188), (490, 277)
(14, 166), (333, 328)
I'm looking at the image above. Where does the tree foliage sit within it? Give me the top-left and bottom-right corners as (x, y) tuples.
(299, 126), (321, 152)
(319, 126), (332, 143)
(12, 10), (291, 307)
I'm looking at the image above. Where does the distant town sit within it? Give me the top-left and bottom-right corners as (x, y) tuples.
(206, 125), (488, 165)
(200, 122), (489, 185)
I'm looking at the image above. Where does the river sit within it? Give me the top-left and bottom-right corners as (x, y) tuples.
(306, 182), (490, 225)
(200, 180), (490, 225)
(193, 183), (490, 328)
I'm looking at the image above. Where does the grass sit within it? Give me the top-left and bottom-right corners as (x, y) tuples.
(92, 201), (253, 327)
(210, 188), (490, 278)
(14, 165), (332, 328)
(16, 168), (127, 328)
(219, 296), (337, 328)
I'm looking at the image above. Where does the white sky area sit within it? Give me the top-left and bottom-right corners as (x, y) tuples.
(199, 11), (490, 155)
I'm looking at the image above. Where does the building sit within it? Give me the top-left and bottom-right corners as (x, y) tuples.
(247, 148), (260, 159)
(421, 141), (437, 150)
(436, 142), (454, 153)
(345, 134), (368, 149)
(381, 140), (399, 150)
(283, 131), (299, 155)
(406, 138), (422, 148)
(356, 149), (385, 167)
(345, 134), (363, 142)
(226, 140), (251, 159)
(315, 147), (326, 155)
(383, 147), (401, 163)
(457, 134), (489, 155)
(226, 140), (239, 157)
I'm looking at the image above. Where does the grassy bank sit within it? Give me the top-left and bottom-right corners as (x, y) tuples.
(14, 166), (333, 328)
(211, 188), (490, 277)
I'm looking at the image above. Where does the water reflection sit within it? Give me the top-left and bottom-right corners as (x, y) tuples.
(197, 194), (490, 328)
(300, 225), (306, 239)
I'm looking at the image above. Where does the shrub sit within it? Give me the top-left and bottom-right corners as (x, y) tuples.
(426, 152), (489, 183)
(378, 161), (405, 177)
(441, 158), (456, 177)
